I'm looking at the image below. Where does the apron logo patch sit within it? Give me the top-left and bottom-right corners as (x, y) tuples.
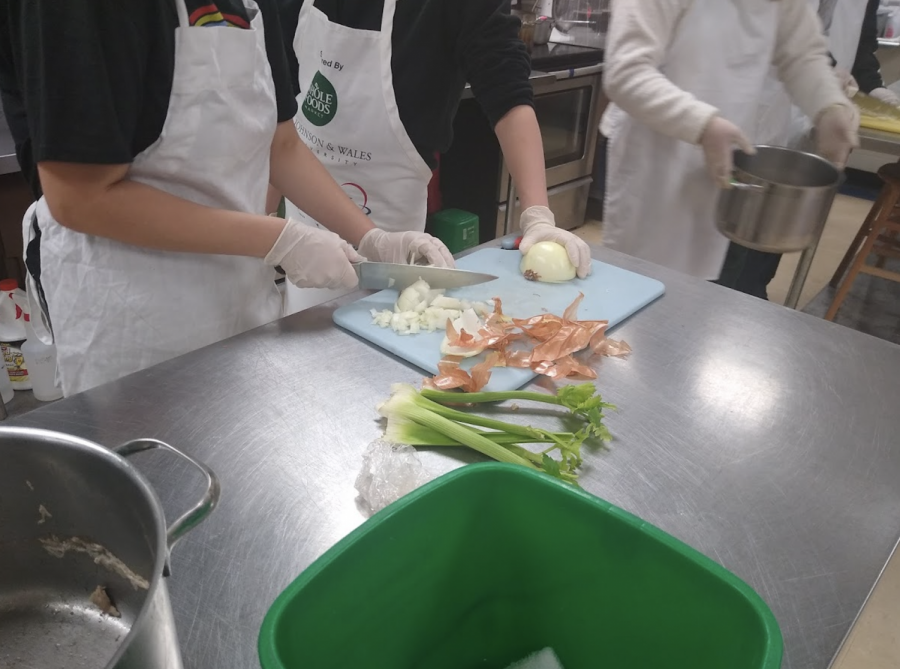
(342, 182), (372, 216)
(302, 71), (338, 127)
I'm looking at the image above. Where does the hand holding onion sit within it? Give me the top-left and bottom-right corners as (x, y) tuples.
(520, 241), (577, 283)
(518, 205), (592, 279)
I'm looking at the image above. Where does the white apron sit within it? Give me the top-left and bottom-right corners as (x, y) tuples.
(22, 0), (282, 397)
(602, 0), (778, 280)
(282, 0), (433, 315)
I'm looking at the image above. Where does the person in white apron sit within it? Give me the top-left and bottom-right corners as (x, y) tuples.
(277, 0), (593, 314)
(601, 0), (859, 282)
(281, 0), (452, 312)
(717, 0), (867, 299)
(11, 0), (401, 396)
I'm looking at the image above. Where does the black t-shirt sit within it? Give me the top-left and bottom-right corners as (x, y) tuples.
(852, 0), (884, 94)
(277, 0), (533, 169)
(0, 0), (298, 199)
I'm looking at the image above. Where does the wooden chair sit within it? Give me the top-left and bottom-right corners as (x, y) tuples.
(827, 163), (900, 321)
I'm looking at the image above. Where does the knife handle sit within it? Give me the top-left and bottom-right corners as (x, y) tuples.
(500, 235), (523, 251)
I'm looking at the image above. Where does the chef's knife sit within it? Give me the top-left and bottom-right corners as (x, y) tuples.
(353, 261), (497, 291)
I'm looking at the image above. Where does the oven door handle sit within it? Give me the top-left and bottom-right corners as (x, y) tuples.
(499, 176), (594, 214)
(546, 176), (593, 196)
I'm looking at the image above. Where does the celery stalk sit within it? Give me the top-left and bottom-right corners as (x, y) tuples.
(386, 420), (572, 447)
(421, 383), (615, 442)
(379, 384), (593, 484)
(380, 386), (537, 470)
(421, 389), (567, 406)
(414, 394), (555, 440)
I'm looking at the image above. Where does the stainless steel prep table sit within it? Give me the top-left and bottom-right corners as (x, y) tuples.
(9, 244), (900, 669)
(858, 127), (900, 157)
(0, 112), (19, 176)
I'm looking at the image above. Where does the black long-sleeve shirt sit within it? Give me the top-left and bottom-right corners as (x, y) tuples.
(277, 0), (533, 168)
(0, 0), (299, 200)
(852, 0), (884, 94)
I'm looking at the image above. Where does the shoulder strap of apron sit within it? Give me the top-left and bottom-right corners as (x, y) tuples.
(174, 0), (190, 28)
(380, 0), (398, 34)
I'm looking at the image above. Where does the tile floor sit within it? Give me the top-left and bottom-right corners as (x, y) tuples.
(576, 195), (900, 668)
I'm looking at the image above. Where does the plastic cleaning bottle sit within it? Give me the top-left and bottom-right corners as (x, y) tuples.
(0, 357), (13, 404)
(22, 314), (62, 402)
(0, 279), (30, 390)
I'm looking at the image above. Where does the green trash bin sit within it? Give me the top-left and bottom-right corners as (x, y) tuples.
(428, 209), (479, 255)
(259, 464), (782, 669)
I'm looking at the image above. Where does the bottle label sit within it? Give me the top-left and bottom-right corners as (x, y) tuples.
(2, 341), (29, 385)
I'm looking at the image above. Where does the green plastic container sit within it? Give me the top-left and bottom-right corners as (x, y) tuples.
(428, 209), (479, 254)
(259, 464), (782, 669)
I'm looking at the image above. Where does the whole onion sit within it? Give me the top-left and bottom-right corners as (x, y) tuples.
(520, 241), (576, 283)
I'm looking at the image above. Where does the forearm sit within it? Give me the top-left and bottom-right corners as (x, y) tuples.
(38, 162), (283, 258)
(268, 121), (374, 246)
(494, 106), (548, 210)
(605, 0), (716, 144)
(775, 0), (849, 122)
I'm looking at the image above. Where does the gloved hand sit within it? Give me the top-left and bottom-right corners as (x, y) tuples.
(699, 116), (756, 188)
(834, 68), (860, 99)
(358, 228), (455, 267)
(265, 218), (362, 289)
(519, 205), (592, 279)
(815, 104), (859, 168)
(869, 87), (900, 108)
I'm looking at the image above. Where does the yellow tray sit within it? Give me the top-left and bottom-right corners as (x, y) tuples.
(856, 92), (900, 134)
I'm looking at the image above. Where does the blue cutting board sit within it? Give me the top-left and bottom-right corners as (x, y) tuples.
(333, 248), (665, 391)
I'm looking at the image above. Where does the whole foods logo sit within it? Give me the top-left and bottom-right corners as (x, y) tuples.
(302, 71), (337, 127)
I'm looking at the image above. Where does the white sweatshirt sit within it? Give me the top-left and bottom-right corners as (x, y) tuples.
(602, 0), (851, 144)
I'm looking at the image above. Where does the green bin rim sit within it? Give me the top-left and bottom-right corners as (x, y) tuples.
(258, 463), (784, 669)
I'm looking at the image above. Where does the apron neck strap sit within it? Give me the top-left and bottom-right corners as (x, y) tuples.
(173, 0), (190, 29)
(380, 0), (398, 35)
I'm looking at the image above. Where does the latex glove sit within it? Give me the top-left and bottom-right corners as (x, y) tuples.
(834, 68), (860, 99)
(699, 116), (755, 188)
(815, 104), (859, 169)
(869, 87), (900, 108)
(519, 205), (592, 279)
(358, 228), (455, 267)
(265, 218), (362, 289)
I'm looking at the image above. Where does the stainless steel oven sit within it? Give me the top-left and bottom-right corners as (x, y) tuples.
(438, 62), (606, 244)
(496, 64), (606, 236)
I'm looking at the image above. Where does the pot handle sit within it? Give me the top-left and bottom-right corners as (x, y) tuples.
(115, 439), (221, 552)
(728, 179), (767, 192)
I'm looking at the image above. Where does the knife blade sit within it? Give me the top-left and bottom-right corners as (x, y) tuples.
(353, 262), (498, 291)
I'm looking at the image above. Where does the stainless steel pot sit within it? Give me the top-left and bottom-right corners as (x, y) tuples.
(715, 145), (842, 253)
(0, 428), (220, 669)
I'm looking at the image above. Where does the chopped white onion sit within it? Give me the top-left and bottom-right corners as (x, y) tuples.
(370, 280), (488, 337)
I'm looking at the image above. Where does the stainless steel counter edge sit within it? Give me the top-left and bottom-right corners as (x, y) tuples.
(858, 126), (900, 155)
(9, 243), (900, 669)
(0, 111), (18, 176)
(0, 140), (18, 175)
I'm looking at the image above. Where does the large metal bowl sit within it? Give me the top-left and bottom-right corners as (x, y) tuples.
(0, 428), (219, 669)
(716, 146), (842, 253)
